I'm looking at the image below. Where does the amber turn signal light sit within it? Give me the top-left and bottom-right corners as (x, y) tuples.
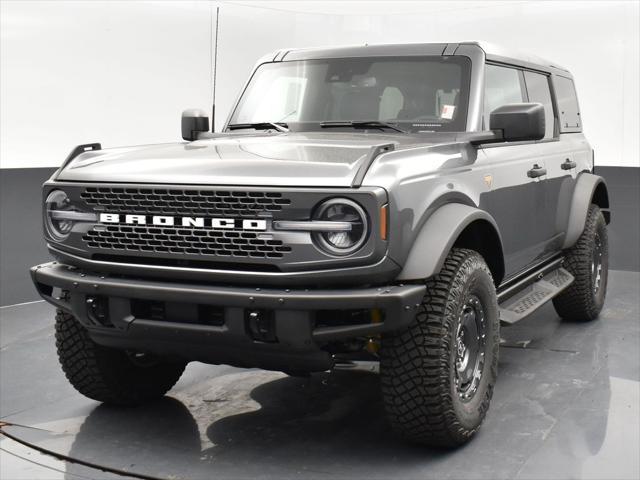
(380, 204), (388, 241)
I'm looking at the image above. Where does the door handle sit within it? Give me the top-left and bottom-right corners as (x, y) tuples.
(561, 159), (577, 170)
(527, 164), (547, 178)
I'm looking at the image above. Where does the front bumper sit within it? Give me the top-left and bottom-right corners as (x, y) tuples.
(31, 262), (425, 372)
(47, 244), (403, 287)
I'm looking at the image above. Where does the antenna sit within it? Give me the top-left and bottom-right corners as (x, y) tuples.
(211, 6), (220, 132)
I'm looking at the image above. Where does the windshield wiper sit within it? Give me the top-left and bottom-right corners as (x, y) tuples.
(228, 122), (289, 132)
(319, 121), (407, 133)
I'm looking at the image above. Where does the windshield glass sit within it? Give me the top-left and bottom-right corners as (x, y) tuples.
(228, 56), (471, 133)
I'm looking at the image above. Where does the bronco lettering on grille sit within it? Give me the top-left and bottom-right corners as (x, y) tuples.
(99, 213), (267, 231)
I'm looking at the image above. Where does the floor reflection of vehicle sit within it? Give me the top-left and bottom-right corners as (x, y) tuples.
(499, 313), (612, 478)
(65, 318), (614, 480)
(65, 371), (442, 479)
(65, 397), (201, 479)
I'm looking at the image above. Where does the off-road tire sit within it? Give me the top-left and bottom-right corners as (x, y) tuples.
(553, 204), (608, 321)
(380, 248), (500, 447)
(55, 310), (187, 405)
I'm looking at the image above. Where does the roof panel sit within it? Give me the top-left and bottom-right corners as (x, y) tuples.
(264, 41), (569, 74)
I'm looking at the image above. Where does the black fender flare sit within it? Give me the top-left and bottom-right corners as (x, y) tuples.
(561, 173), (610, 249)
(397, 203), (504, 281)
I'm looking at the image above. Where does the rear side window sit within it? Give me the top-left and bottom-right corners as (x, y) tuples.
(523, 71), (555, 139)
(554, 76), (581, 132)
(483, 64), (525, 129)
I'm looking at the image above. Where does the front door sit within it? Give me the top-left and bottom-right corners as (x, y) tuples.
(479, 143), (552, 276)
(478, 64), (562, 277)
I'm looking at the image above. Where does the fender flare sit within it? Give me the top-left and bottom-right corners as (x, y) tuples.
(562, 173), (609, 249)
(397, 203), (504, 281)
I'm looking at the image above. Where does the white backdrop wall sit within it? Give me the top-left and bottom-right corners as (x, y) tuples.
(1, 0), (214, 169)
(1, 0), (638, 169)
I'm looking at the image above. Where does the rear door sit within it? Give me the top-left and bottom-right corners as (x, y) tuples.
(539, 75), (588, 246)
(520, 70), (574, 255)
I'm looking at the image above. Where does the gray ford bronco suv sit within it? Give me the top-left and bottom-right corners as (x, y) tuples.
(32, 42), (610, 447)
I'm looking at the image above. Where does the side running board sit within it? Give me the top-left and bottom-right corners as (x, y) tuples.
(498, 267), (574, 325)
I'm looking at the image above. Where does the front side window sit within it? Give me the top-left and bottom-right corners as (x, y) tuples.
(483, 64), (525, 129)
(523, 71), (555, 139)
(229, 56), (471, 133)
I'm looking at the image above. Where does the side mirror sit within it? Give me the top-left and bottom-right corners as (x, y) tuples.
(181, 109), (210, 141)
(489, 103), (545, 142)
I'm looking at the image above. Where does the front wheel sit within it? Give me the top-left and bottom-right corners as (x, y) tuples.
(55, 310), (187, 405)
(380, 248), (500, 447)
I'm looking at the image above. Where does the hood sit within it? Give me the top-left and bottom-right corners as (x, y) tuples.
(56, 132), (449, 187)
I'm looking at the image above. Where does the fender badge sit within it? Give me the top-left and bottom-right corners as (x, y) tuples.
(483, 174), (493, 189)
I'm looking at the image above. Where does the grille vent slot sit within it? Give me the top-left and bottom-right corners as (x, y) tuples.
(80, 187), (291, 217)
(83, 225), (292, 259)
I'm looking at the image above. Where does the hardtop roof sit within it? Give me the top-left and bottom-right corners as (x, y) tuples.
(264, 41), (570, 76)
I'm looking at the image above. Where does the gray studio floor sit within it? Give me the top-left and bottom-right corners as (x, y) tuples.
(1, 271), (639, 480)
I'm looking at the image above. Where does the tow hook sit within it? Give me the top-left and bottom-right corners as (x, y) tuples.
(245, 309), (277, 343)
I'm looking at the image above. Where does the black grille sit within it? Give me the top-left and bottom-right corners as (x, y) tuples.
(83, 225), (292, 259)
(80, 187), (291, 217)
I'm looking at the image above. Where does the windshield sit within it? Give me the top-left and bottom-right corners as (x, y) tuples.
(228, 56), (471, 133)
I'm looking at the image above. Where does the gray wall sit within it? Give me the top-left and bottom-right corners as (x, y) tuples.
(0, 168), (55, 306)
(599, 167), (640, 273)
(0, 167), (638, 306)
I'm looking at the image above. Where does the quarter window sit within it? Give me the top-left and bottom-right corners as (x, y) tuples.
(554, 76), (582, 132)
(523, 71), (555, 139)
(483, 64), (525, 129)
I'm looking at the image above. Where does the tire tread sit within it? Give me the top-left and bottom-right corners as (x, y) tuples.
(553, 204), (608, 321)
(55, 310), (186, 405)
(380, 248), (499, 447)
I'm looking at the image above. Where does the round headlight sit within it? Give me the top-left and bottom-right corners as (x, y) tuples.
(45, 190), (73, 240)
(312, 198), (368, 255)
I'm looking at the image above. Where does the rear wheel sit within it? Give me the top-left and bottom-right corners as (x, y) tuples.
(380, 248), (500, 447)
(553, 204), (609, 321)
(55, 310), (187, 405)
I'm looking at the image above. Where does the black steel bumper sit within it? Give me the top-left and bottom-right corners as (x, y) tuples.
(31, 262), (425, 372)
